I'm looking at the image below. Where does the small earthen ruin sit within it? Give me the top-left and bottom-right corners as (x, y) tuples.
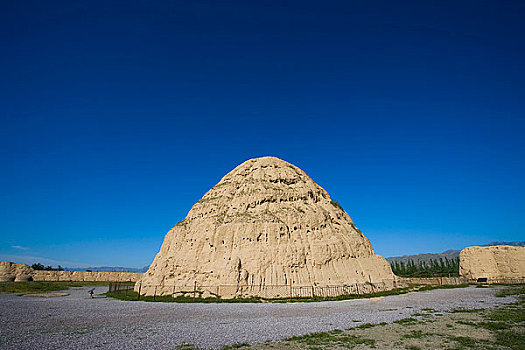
(0, 262), (34, 282)
(460, 245), (525, 282)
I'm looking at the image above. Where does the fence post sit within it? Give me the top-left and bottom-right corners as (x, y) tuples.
(153, 286), (157, 301)
(311, 286), (314, 298)
(290, 281), (293, 298)
(137, 283), (141, 301)
(356, 283), (359, 294)
(193, 281), (197, 301)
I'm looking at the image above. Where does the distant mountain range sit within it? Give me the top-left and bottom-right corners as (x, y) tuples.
(386, 241), (525, 264)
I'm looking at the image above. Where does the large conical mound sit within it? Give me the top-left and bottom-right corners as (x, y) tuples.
(138, 156), (395, 297)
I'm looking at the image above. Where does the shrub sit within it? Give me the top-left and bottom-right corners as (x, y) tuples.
(330, 200), (344, 211)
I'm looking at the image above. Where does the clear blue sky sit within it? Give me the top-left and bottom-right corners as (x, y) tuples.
(1, 1), (524, 268)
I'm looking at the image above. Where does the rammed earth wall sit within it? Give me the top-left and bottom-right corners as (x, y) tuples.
(460, 245), (525, 282)
(32, 270), (143, 282)
(0, 262), (143, 282)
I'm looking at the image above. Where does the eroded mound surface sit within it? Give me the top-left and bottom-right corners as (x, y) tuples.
(139, 156), (394, 296)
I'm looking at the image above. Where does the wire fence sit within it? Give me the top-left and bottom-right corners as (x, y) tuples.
(401, 276), (468, 286)
(109, 279), (403, 300)
(402, 276), (525, 285)
(108, 282), (135, 297)
(467, 277), (525, 284)
(108, 276), (525, 301)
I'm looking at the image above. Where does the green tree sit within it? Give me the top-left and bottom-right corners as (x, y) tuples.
(31, 263), (44, 270)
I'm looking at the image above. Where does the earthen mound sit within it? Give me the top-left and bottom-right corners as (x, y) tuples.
(137, 157), (395, 297)
(0, 262), (33, 282)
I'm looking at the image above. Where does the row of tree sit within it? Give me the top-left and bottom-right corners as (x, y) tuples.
(31, 263), (64, 271)
(390, 257), (460, 277)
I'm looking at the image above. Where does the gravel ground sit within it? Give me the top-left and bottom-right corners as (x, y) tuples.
(0, 285), (517, 349)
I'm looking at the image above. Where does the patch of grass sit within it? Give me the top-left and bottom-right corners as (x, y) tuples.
(485, 288), (525, 349)
(495, 286), (525, 297)
(110, 287), (421, 303)
(286, 330), (375, 348)
(221, 343), (250, 349)
(394, 318), (419, 325)
(266, 284), (469, 303)
(106, 283), (472, 304)
(418, 284), (470, 292)
(286, 331), (333, 345)
(449, 288), (523, 349)
(493, 330), (525, 350)
(106, 290), (263, 303)
(274, 287), (412, 302)
(448, 335), (478, 348)
(355, 323), (376, 329)
(174, 219), (187, 227)
(446, 323), (453, 328)
(489, 308), (525, 323)
(176, 344), (198, 350)
(330, 200), (344, 211)
(402, 330), (427, 339)
(340, 334), (376, 348)
(406, 346), (421, 350)
(421, 308), (437, 312)
(449, 308), (483, 313)
(477, 321), (508, 331)
(0, 281), (112, 294)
